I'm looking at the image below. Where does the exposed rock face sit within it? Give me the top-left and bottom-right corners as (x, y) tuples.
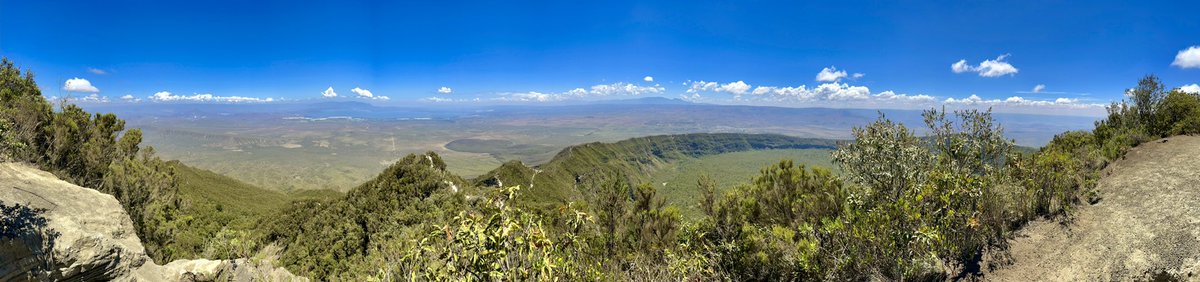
(1, 162), (149, 280)
(0, 162), (307, 281)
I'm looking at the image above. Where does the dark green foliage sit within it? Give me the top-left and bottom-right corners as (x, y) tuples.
(1131, 75), (1167, 133)
(0, 58), (183, 262)
(1157, 89), (1200, 136)
(161, 161), (293, 259)
(472, 160), (537, 189)
(474, 133), (839, 206)
(264, 152), (467, 279)
(699, 160), (846, 280)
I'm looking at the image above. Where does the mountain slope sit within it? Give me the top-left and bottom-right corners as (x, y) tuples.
(170, 161), (292, 217)
(984, 135), (1200, 281)
(472, 133), (839, 205)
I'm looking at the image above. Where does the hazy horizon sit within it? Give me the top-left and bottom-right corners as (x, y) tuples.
(4, 1), (1199, 117)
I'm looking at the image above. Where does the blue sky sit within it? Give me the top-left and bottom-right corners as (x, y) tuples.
(2, 1), (1199, 115)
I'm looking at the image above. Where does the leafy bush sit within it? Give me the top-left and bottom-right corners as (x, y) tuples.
(0, 58), (185, 262)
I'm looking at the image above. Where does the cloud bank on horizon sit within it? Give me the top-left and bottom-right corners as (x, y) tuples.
(53, 58), (1199, 116)
(11, 1), (1200, 117)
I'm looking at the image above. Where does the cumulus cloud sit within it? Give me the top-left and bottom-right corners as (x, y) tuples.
(497, 82), (665, 102)
(65, 93), (109, 103)
(1172, 46), (1200, 69)
(1181, 84), (1200, 94)
(683, 78), (1101, 115)
(322, 87), (338, 98)
(686, 80), (752, 95)
(351, 87), (373, 98)
(873, 90), (935, 102)
(852, 73), (865, 79)
(350, 87), (389, 100)
(501, 92), (558, 102)
(951, 60), (973, 73)
(686, 81), (720, 93)
(943, 94), (1096, 109)
(718, 81), (751, 95)
(149, 91), (274, 103)
(746, 83), (872, 101)
(1032, 84), (1046, 93)
(951, 54), (1019, 77)
(63, 78), (99, 93)
(815, 66), (849, 82)
(87, 68), (107, 75)
(693, 80), (933, 104)
(121, 94), (135, 100)
(643, 76), (654, 82)
(437, 86), (453, 94)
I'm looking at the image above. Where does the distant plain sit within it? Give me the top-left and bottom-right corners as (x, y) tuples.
(85, 99), (1098, 192)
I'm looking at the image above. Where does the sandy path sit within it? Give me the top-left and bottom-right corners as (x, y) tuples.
(983, 135), (1200, 281)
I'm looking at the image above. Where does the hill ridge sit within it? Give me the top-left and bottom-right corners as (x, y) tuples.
(472, 133), (839, 204)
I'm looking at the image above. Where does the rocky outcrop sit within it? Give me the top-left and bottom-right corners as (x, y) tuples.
(130, 258), (309, 282)
(0, 162), (307, 281)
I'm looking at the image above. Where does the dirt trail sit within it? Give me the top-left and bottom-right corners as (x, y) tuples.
(984, 135), (1200, 281)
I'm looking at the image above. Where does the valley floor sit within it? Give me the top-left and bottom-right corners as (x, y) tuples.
(984, 135), (1200, 281)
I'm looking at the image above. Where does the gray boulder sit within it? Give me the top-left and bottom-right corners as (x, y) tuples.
(0, 162), (307, 281)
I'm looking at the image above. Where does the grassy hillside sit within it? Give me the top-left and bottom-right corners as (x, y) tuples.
(170, 161), (292, 216)
(648, 149), (836, 218)
(472, 133), (840, 206)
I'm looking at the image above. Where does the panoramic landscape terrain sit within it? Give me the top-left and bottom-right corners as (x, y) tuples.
(3, 1), (1200, 281)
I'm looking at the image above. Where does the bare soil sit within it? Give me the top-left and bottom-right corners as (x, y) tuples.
(983, 135), (1200, 281)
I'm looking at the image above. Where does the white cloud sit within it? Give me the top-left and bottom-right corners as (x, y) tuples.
(951, 54), (1019, 77)
(685, 78), (1100, 115)
(351, 87), (373, 98)
(643, 76), (654, 82)
(589, 82), (666, 96)
(501, 92), (558, 102)
(686, 80), (750, 95)
(64, 93), (108, 103)
(87, 68), (107, 75)
(943, 94), (1096, 109)
(1172, 46), (1200, 69)
(718, 81), (751, 95)
(149, 91), (274, 103)
(350, 87), (389, 100)
(437, 86), (453, 94)
(63, 78), (99, 93)
(951, 60), (973, 73)
(497, 82), (665, 102)
(686, 81), (720, 93)
(852, 73), (865, 79)
(1180, 84), (1200, 94)
(119, 94), (136, 102)
(322, 87), (338, 98)
(873, 90), (935, 102)
(423, 97), (453, 102)
(1032, 84), (1046, 93)
(701, 81), (912, 102)
(816, 66), (849, 82)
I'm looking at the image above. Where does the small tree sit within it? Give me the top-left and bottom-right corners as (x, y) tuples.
(1130, 75), (1167, 134)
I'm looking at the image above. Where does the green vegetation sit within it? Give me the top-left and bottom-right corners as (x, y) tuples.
(472, 133), (838, 206)
(258, 75), (1200, 280)
(649, 148), (835, 218)
(0, 58), (184, 261)
(0, 58), (301, 263)
(7, 55), (1199, 281)
(161, 162), (297, 260)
